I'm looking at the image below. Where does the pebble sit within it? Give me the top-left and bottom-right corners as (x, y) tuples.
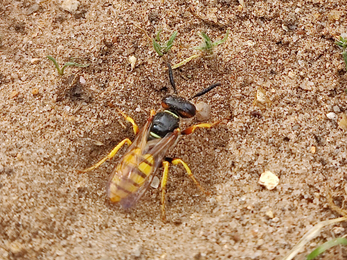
(129, 55), (136, 71)
(288, 71), (295, 78)
(258, 171), (279, 190)
(26, 4), (39, 15)
(132, 245), (142, 258)
(32, 88), (39, 95)
(79, 76), (86, 85)
(326, 112), (337, 120)
(333, 105), (340, 113)
(10, 90), (19, 98)
(61, 0), (80, 13)
(265, 210), (274, 219)
(150, 176), (160, 189)
(196, 101), (211, 121)
(30, 58), (40, 64)
(255, 87), (270, 105)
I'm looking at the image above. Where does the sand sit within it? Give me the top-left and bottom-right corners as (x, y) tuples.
(1, 0), (347, 259)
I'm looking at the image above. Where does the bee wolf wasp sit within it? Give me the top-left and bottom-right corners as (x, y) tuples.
(80, 64), (221, 222)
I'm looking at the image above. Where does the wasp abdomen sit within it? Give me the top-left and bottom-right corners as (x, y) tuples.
(107, 148), (155, 203)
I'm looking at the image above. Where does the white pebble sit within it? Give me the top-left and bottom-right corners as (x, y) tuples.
(129, 55), (137, 71)
(258, 171), (279, 190)
(61, 0), (79, 13)
(150, 176), (160, 189)
(30, 58), (40, 64)
(326, 112), (337, 120)
(196, 101), (211, 121)
(79, 76), (86, 85)
(333, 105), (341, 113)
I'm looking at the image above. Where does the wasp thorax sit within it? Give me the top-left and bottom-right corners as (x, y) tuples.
(162, 96), (196, 118)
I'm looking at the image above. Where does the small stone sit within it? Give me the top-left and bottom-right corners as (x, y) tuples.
(333, 105), (341, 113)
(32, 88), (39, 95)
(30, 58), (40, 64)
(258, 171), (279, 190)
(265, 210), (274, 219)
(288, 71), (295, 78)
(196, 101), (211, 121)
(129, 55), (136, 71)
(61, 0), (80, 13)
(300, 80), (314, 90)
(326, 112), (337, 120)
(310, 146), (316, 154)
(246, 40), (256, 47)
(255, 87), (270, 106)
(26, 4), (39, 15)
(150, 176), (160, 189)
(132, 245), (142, 258)
(328, 10), (342, 21)
(292, 124), (300, 131)
(9, 241), (26, 256)
(10, 90), (19, 98)
(79, 76), (86, 85)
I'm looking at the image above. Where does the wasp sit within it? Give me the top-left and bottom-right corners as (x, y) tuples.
(80, 64), (221, 222)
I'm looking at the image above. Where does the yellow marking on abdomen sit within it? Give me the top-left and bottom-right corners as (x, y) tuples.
(137, 154), (154, 176)
(108, 151), (155, 202)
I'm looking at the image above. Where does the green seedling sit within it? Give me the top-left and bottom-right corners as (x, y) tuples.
(47, 55), (90, 76)
(152, 30), (177, 57)
(195, 30), (229, 54)
(172, 29), (229, 69)
(335, 35), (347, 71)
(282, 217), (347, 260)
(306, 237), (347, 260)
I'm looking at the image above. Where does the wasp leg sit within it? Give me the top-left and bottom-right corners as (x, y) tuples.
(117, 109), (139, 135)
(181, 121), (220, 135)
(171, 158), (210, 196)
(160, 158), (210, 222)
(161, 161), (170, 222)
(79, 138), (132, 173)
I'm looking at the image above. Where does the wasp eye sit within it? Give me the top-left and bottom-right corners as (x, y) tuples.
(162, 96), (196, 118)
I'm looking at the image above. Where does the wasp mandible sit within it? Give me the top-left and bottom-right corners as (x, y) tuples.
(80, 64), (221, 222)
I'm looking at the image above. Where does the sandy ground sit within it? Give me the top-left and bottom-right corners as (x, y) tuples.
(1, 0), (347, 259)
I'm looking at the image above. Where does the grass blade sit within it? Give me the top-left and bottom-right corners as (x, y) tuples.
(213, 29), (229, 46)
(306, 237), (347, 260)
(164, 30), (177, 53)
(152, 38), (163, 56)
(47, 55), (62, 75)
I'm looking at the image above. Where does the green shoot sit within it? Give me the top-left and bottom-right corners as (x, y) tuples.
(172, 30), (229, 69)
(46, 55), (90, 76)
(335, 35), (347, 71)
(152, 30), (177, 57)
(306, 237), (347, 260)
(282, 217), (347, 260)
(194, 29), (229, 54)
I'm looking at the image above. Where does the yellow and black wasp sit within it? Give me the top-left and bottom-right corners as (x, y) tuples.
(80, 64), (221, 221)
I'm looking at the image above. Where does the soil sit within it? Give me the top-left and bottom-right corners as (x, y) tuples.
(1, 0), (347, 259)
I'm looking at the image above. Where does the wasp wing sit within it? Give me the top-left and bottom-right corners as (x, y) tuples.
(107, 114), (179, 209)
(119, 131), (179, 209)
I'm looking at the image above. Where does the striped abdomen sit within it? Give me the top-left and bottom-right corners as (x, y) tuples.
(107, 148), (155, 203)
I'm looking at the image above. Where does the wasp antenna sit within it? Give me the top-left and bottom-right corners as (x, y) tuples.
(189, 83), (221, 100)
(167, 63), (177, 94)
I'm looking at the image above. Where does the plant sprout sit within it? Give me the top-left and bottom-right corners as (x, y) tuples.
(306, 237), (347, 260)
(172, 29), (229, 69)
(47, 55), (90, 76)
(335, 35), (347, 71)
(194, 30), (229, 54)
(152, 30), (178, 57)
